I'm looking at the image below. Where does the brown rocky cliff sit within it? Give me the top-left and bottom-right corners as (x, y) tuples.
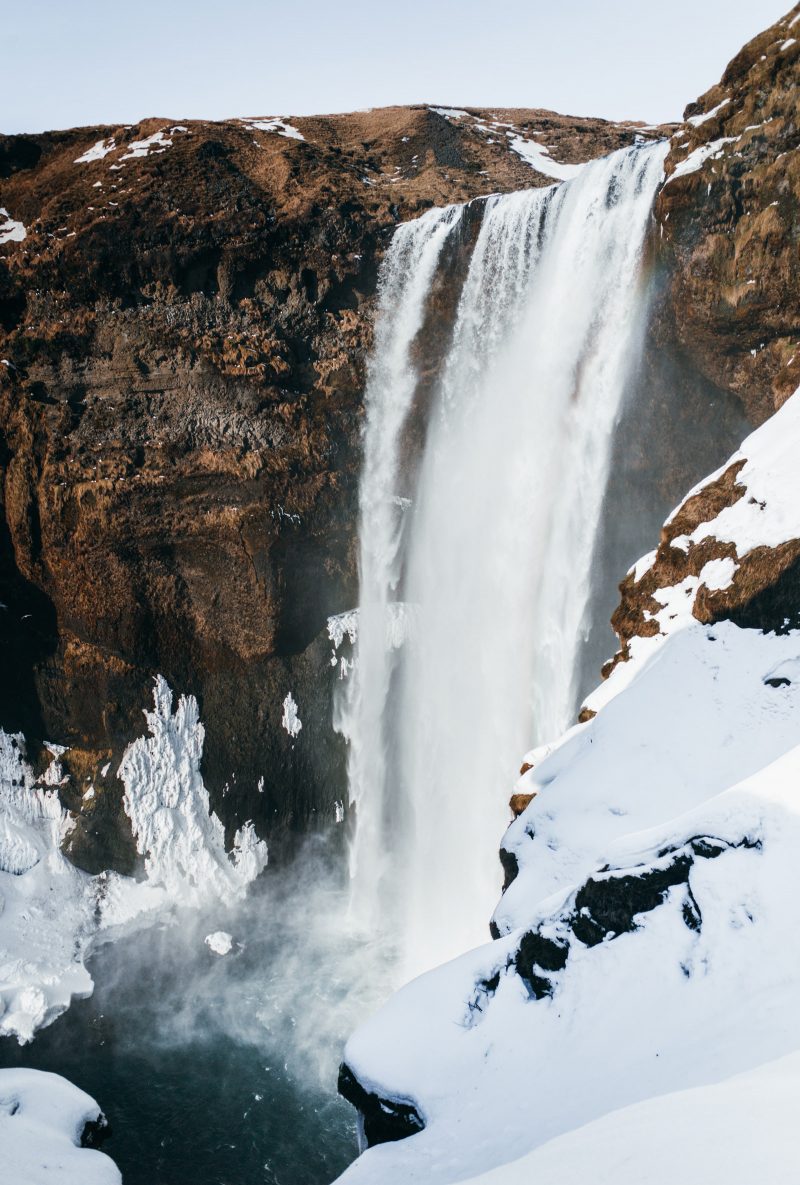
(593, 5), (800, 700)
(655, 3), (800, 424)
(0, 106), (648, 872)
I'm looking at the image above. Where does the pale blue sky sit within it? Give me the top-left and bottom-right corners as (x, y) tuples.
(2, 0), (790, 134)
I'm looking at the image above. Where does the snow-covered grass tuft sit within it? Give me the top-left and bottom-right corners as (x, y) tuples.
(687, 97), (730, 127)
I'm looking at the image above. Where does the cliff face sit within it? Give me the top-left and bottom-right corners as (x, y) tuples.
(0, 106), (648, 871)
(599, 3), (800, 689)
(1, 6), (795, 876)
(655, 3), (800, 424)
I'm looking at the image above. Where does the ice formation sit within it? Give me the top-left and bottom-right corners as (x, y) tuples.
(0, 677), (266, 1042)
(281, 692), (303, 738)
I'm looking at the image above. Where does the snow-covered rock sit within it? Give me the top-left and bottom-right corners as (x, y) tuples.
(0, 1068), (120, 1184)
(333, 385), (800, 1183)
(0, 677), (266, 1042)
(606, 384), (800, 686)
(204, 930), (234, 956)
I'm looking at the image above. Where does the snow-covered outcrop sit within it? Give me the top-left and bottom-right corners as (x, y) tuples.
(606, 381), (800, 681)
(0, 1068), (121, 1184)
(0, 677), (266, 1042)
(334, 386), (800, 1183)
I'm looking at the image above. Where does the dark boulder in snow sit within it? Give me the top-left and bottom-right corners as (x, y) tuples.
(338, 1061), (424, 1147)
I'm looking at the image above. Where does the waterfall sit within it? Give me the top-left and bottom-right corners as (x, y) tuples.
(336, 203), (464, 912)
(341, 142), (668, 978)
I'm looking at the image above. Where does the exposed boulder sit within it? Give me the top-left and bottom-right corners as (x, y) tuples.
(337, 1062), (424, 1148)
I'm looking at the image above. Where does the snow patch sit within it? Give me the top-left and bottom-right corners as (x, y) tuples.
(74, 138), (116, 163)
(461, 1053), (800, 1185)
(669, 136), (736, 180)
(240, 117), (305, 141)
(679, 386), (800, 555)
(120, 127), (185, 159)
(698, 555), (736, 591)
(0, 209), (26, 245)
(687, 98), (730, 126)
(281, 692), (302, 738)
(507, 135), (583, 180)
(629, 548), (657, 582)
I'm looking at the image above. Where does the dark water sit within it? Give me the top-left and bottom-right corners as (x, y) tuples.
(0, 851), (393, 1185)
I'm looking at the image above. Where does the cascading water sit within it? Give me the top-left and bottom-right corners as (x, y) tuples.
(341, 141), (669, 979)
(336, 204), (463, 912)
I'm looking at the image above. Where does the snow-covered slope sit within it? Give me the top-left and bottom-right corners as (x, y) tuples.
(0, 677), (266, 1042)
(334, 387), (800, 1183)
(462, 1051), (800, 1185)
(0, 1068), (120, 1184)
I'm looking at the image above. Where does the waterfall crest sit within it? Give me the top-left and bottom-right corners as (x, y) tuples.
(341, 142), (668, 978)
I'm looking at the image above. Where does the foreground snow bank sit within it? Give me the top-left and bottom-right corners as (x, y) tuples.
(0, 1068), (120, 1184)
(0, 677), (266, 1042)
(334, 389), (800, 1183)
(464, 1051), (800, 1185)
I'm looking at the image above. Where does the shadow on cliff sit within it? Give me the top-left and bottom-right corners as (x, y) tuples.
(0, 480), (58, 748)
